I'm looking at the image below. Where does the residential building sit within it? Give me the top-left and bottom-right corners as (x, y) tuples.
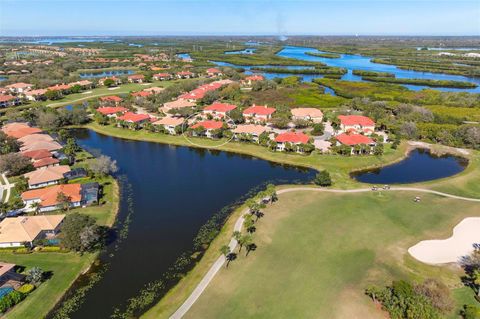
(161, 98), (196, 113)
(242, 75), (264, 86)
(243, 105), (276, 123)
(206, 68), (222, 77)
(176, 71), (194, 79)
(117, 112), (151, 127)
(275, 131), (311, 152)
(153, 73), (172, 81)
(191, 120), (224, 138)
(24, 89), (47, 101)
(21, 184), (82, 212)
(24, 165), (71, 189)
(20, 139), (62, 152)
(99, 76), (122, 86)
(338, 115), (376, 135)
(5, 82), (33, 94)
(232, 124), (268, 142)
(99, 95), (122, 105)
(1, 123), (42, 139)
(291, 108), (323, 123)
(335, 133), (376, 154)
(0, 215), (65, 247)
(203, 102), (237, 119)
(153, 117), (184, 134)
(127, 74), (145, 83)
(97, 106), (128, 118)
(0, 95), (20, 108)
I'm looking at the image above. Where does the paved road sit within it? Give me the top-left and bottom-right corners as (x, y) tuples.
(0, 173), (14, 203)
(169, 186), (480, 319)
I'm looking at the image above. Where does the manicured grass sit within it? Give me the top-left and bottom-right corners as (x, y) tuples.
(184, 190), (480, 319)
(2, 252), (96, 319)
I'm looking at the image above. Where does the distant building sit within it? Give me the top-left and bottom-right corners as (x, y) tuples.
(153, 117), (184, 134)
(275, 132), (311, 152)
(243, 105), (276, 123)
(24, 165), (71, 189)
(291, 108), (323, 123)
(0, 215), (65, 247)
(338, 115), (375, 135)
(232, 124), (268, 143)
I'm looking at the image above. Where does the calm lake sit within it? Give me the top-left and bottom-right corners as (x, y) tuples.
(352, 149), (467, 184)
(67, 129), (314, 318)
(79, 70), (134, 78)
(213, 46), (480, 93)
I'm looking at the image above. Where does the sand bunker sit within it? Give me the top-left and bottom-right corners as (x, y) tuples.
(408, 217), (480, 264)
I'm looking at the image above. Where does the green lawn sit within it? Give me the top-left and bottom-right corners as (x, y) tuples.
(2, 252), (96, 319)
(183, 190), (480, 319)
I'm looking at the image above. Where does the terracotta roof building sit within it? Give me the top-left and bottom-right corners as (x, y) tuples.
(22, 184), (82, 212)
(291, 108), (323, 123)
(24, 165), (71, 189)
(2, 123), (42, 139)
(0, 215), (65, 247)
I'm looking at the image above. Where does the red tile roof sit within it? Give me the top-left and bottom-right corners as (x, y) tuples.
(0, 95), (17, 103)
(245, 75), (264, 81)
(206, 68), (221, 74)
(118, 112), (150, 123)
(22, 149), (52, 160)
(243, 105), (276, 116)
(204, 103), (237, 113)
(99, 95), (122, 102)
(2, 123), (42, 139)
(131, 91), (152, 97)
(21, 184), (82, 207)
(153, 73), (170, 77)
(6, 82), (33, 89)
(177, 71), (193, 76)
(336, 133), (374, 146)
(97, 106), (128, 115)
(47, 84), (71, 91)
(338, 115), (375, 126)
(275, 132), (310, 144)
(128, 74), (145, 80)
(33, 157), (60, 168)
(191, 120), (223, 130)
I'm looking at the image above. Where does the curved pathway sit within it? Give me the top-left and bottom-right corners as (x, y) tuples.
(169, 186), (480, 319)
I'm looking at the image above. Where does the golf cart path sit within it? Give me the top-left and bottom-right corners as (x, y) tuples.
(170, 187), (480, 319)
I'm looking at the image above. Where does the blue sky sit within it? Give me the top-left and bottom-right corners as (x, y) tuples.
(1, 0), (479, 36)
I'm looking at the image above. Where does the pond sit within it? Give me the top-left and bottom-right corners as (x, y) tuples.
(65, 129), (314, 319)
(79, 70), (134, 78)
(176, 53), (192, 61)
(351, 148), (467, 184)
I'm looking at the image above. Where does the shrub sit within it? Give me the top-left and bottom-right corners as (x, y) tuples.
(314, 170), (332, 187)
(17, 284), (35, 294)
(0, 290), (25, 313)
(39, 246), (69, 253)
(13, 247), (32, 254)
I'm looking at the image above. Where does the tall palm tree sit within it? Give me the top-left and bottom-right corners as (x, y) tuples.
(30, 202), (41, 215)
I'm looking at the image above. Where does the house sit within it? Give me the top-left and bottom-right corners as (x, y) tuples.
(1, 123), (42, 139)
(47, 84), (72, 94)
(275, 131), (311, 152)
(242, 75), (264, 86)
(70, 80), (93, 89)
(21, 184), (82, 212)
(117, 112), (151, 127)
(0, 215), (65, 247)
(191, 120), (224, 138)
(176, 71), (194, 79)
(153, 73), (172, 81)
(128, 74), (145, 83)
(291, 108), (323, 123)
(99, 76), (122, 86)
(20, 139), (62, 152)
(161, 98), (196, 113)
(24, 165), (71, 189)
(24, 89), (47, 101)
(232, 124), (268, 142)
(203, 103), (237, 119)
(99, 95), (123, 105)
(206, 68), (222, 77)
(338, 115), (375, 135)
(22, 149), (59, 168)
(97, 106), (128, 118)
(336, 133), (376, 154)
(18, 133), (54, 145)
(243, 105), (276, 123)
(5, 82), (33, 94)
(153, 117), (184, 134)
(131, 91), (152, 98)
(0, 95), (21, 108)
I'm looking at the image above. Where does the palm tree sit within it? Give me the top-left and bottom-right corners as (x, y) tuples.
(238, 234), (252, 253)
(220, 245), (235, 268)
(30, 202), (41, 215)
(246, 242), (257, 257)
(232, 230), (241, 241)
